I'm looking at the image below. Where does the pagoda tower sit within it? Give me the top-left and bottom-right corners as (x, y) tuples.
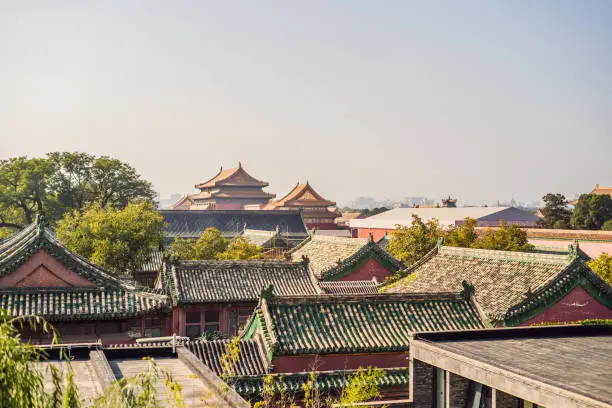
(268, 182), (340, 229)
(174, 162), (275, 210)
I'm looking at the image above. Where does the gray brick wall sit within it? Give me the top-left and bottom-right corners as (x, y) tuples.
(449, 373), (470, 408)
(412, 360), (434, 408)
(496, 390), (520, 408)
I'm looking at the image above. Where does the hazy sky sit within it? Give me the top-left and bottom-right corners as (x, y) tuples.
(1, 1), (611, 206)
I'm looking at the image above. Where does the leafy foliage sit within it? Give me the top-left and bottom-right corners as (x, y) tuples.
(0, 311), (48, 407)
(445, 218), (478, 248)
(571, 193), (612, 230)
(539, 193), (571, 229)
(170, 229), (264, 261)
(386, 215), (443, 266)
(601, 220), (612, 231)
(56, 202), (164, 273)
(169, 228), (228, 260)
(0, 153), (155, 233)
(336, 367), (386, 407)
(217, 236), (263, 260)
(386, 216), (534, 275)
(587, 253), (612, 284)
(472, 221), (534, 251)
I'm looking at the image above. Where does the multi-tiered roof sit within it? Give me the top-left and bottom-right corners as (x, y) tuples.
(267, 182), (340, 227)
(175, 163), (275, 210)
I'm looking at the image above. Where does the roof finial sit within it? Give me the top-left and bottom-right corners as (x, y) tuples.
(35, 213), (46, 237)
(461, 280), (475, 300)
(220, 165), (223, 172)
(260, 284), (275, 301)
(368, 232), (374, 243)
(238, 161), (242, 168)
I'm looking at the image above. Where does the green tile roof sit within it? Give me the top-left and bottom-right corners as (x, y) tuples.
(186, 339), (268, 376)
(0, 218), (169, 320)
(232, 368), (410, 397)
(319, 280), (381, 295)
(0, 288), (168, 320)
(382, 245), (612, 323)
(162, 260), (321, 304)
(246, 294), (484, 356)
(290, 235), (402, 280)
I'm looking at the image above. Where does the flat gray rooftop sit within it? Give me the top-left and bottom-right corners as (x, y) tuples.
(428, 334), (612, 405)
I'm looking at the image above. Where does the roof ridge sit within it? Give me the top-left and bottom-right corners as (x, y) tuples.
(439, 245), (570, 264)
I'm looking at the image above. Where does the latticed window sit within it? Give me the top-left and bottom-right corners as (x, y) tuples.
(185, 310), (221, 337)
(185, 312), (201, 338)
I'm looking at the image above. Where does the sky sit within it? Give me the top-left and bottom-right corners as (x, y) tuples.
(1, 1), (611, 207)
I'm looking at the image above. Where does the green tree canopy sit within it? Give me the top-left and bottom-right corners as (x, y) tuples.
(587, 253), (612, 285)
(444, 217), (478, 248)
(217, 235), (264, 260)
(169, 228), (228, 260)
(387, 216), (535, 272)
(539, 193), (571, 229)
(56, 202), (164, 273)
(0, 153), (156, 235)
(602, 220), (612, 231)
(472, 222), (534, 251)
(386, 215), (443, 266)
(571, 193), (612, 230)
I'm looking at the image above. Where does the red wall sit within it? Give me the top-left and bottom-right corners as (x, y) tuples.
(338, 258), (392, 282)
(520, 286), (612, 325)
(0, 249), (96, 288)
(353, 228), (392, 240)
(272, 352), (408, 373)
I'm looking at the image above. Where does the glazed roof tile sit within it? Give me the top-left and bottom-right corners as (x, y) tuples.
(185, 339), (268, 376)
(247, 294), (484, 355)
(382, 245), (612, 322)
(195, 164), (269, 189)
(232, 368), (410, 397)
(0, 219), (169, 319)
(163, 260), (321, 304)
(290, 235), (402, 280)
(270, 182), (336, 207)
(241, 229), (280, 248)
(161, 210), (308, 240)
(318, 280), (381, 295)
(0, 288), (167, 320)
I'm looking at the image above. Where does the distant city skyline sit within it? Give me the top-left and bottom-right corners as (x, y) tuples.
(2, 2), (611, 205)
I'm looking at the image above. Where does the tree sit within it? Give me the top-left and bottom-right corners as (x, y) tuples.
(336, 367), (386, 407)
(0, 153), (156, 234)
(0, 310), (53, 407)
(602, 220), (612, 231)
(56, 202), (164, 273)
(169, 228), (229, 260)
(217, 236), (263, 260)
(386, 215), (443, 266)
(587, 253), (612, 285)
(444, 218), (478, 248)
(571, 193), (612, 230)
(472, 221), (534, 251)
(539, 193), (571, 229)
(0, 157), (57, 231)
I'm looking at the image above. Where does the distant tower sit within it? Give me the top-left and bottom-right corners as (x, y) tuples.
(441, 196), (457, 208)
